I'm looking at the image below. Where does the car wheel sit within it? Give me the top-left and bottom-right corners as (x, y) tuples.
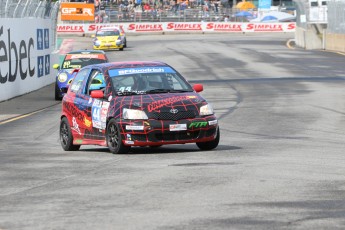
(196, 128), (220, 151)
(106, 119), (130, 154)
(60, 117), (81, 151)
(55, 82), (62, 101)
(119, 47), (124, 51)
(124, 39), (127, 48)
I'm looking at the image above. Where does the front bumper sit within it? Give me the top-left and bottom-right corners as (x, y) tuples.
(93, 42), (124, 50)
(118, 116), (218, 146)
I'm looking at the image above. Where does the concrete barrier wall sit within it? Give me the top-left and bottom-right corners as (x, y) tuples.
(0, 18), (58, 102)
(326, 33), (345, 52)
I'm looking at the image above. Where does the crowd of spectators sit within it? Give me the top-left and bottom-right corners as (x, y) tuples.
(69, 0), (250, 22)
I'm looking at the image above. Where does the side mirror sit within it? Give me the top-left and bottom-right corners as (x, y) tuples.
(193, 84), (203, 93)
(53, 64), (60, 69)
(90, 90), (104, 99)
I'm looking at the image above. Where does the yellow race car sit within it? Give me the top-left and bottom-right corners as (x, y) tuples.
(93, 27), (125, 51)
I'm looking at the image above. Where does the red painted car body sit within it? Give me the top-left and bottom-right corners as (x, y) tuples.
(60, 61), (220, 154)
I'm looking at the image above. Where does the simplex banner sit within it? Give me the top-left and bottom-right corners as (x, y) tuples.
(57, 22), (296, 34)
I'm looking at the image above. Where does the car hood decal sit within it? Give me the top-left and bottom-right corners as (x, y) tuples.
(113, 92), (204, 112)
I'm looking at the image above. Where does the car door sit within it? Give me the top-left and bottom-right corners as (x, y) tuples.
(82, 68), (108, 140)
(63, 67), (91, 139)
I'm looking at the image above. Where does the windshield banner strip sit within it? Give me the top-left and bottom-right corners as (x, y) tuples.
(109, 67), (175, 76)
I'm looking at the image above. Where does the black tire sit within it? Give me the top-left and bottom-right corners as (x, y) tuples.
(60, 117), (81, 151)
(124, 39), (127, 48)
(196, 128), (220, 151)
(106, 119), (131, 154)
(55, 82), (62, 101)
(119, 47), (124, 51)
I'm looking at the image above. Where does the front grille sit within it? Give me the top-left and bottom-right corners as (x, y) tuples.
(155, 131), (199, 141)
(150, 110), (196, 121)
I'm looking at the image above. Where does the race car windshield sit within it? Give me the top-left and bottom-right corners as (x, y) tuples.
(109, 68), (193, 96)
(61, 57), (107, 69)
(96, 30), (120, 36)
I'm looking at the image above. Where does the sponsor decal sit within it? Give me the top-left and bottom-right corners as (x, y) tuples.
(109, 67), (175, 76)
(246, 24), (283, 32)
(101, 102), (110, 123)
(71, 117), (81, 135)
(92, 99), (102, 129)
(206, 23), (242, 31)
(170, 124), (187, 131)
(128, 24), (163, 32)
(189, 121), (208, 128)
(126, 125), (144, 130)
(67, 54), (106, 59)
(147, 96), (188, 112)
(167, 23), (202, 30)
(0, 26), (35, 84)
(75, 139), (83, 144)
(84, 117), (92, 127)
(63, 101), (85, 121)
(125, 140), (134, 144)
(208, 120), (218, 126)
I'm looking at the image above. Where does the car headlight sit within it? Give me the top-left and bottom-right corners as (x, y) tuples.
(94, 40), (101, 46)
(200, 104), (214, 116)
(123, 108), (148, 120)
(58, 73), (68, 82)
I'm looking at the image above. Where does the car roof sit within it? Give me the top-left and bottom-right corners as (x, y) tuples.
(66, 50), (106, 55)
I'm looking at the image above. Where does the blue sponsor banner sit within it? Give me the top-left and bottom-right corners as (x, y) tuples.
(109, 67), (176, 77)
(37, 56), (44, 77)
(259, 0), (271, 9)
(45, 55), (50, 75)
(37, 29), (44, 50)
(44, 29), (49, 49)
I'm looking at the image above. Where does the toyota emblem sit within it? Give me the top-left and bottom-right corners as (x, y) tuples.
(170, 109), (178, 114)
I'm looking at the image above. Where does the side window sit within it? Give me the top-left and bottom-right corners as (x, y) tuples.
(87, 70), (106, 95)
(70, 68), (90, 94)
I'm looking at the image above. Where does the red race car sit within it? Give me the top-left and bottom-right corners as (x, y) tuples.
(60, 61), (220, 154)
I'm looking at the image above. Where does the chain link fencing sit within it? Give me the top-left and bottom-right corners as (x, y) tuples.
(327, 0), (345, 34)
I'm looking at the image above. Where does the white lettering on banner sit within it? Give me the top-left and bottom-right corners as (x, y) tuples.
(57, 25), (84, 32)
(128, 24), (163, 32)
(246, 24), (283, 32)
(167, 23), (202, 30)
(206, 23), (242, 32)
(61, 7), (93, 16)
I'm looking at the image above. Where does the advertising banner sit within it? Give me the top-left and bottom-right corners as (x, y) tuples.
(60, 3), (95, 21)
(57, 22), (296, 34)
(0, 19), (57, 101)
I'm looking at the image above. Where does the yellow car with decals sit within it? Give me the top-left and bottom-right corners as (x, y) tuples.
(93, 28), (125, 51)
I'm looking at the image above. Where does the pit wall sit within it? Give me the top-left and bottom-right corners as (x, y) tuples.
(0, 18), (59, 102)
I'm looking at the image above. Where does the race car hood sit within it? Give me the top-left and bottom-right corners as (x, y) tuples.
(96, 36), (120, 42)
(113, 92), (206, 114)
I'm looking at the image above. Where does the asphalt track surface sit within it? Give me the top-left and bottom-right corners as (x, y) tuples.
(1, 33), (345, 229)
